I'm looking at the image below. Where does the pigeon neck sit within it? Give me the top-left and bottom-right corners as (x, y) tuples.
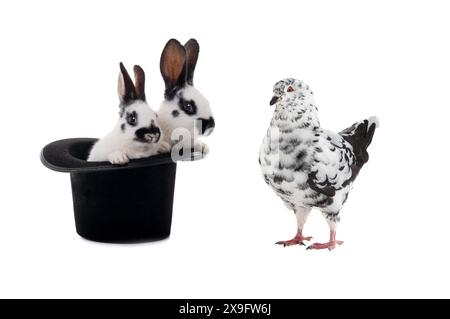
(271, 96), (320, 131)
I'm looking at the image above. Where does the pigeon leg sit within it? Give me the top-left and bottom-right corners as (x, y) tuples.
(307, 212), (343, 251)
(276, 207), (312, 247)
(307, 230), (344, 251)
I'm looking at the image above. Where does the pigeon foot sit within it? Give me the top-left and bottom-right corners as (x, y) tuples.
(276, 231), (312, 247)
(306, 231), (343, 251)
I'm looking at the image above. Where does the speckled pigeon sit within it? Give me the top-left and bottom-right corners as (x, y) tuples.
(259, 78), (378, 250)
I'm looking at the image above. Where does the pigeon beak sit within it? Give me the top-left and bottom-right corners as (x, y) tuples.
(270, 95), (279, 106)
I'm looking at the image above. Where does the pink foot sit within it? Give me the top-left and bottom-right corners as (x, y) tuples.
(276, 231), (312, 247)
(307, 240), (344, 251)
(306, 231), (343, 251)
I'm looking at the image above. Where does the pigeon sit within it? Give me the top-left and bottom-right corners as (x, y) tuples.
(259, 78), (378, 250)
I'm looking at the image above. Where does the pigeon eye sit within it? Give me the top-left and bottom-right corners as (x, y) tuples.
(287, 86), (294, 92)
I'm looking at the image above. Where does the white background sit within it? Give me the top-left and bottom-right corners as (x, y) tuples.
(0, 0), (449, 298)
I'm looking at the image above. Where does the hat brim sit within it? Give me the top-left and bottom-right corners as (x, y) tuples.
(41, 138), (203, 173)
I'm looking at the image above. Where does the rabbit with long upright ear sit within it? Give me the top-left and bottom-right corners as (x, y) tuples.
(157, 38), (215, 155)
(88, 63), (170, 165)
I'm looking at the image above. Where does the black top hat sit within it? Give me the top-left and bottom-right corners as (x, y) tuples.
(41, 138), (202, 243)
(41, 137), (203, 172)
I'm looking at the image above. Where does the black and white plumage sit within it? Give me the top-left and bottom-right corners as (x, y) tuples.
(259, 78), (378, 250)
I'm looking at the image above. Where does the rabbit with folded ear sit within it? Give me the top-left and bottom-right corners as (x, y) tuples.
(88, 63), (170, 165)
(157, 39), (215, 155)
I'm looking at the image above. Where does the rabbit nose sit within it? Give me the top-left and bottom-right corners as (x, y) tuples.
(144, 133), (158, 142)
(146, 125), (161, 143)
(143, 133), (160, 143)
(136, 125), (161, 143)
(200, 117), (215, 136)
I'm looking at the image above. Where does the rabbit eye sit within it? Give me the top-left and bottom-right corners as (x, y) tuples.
(178, 97), (197, 116)
(179, 99), (197, 115)
(126, 111), (138, 126)
(287, 86), (294, 92)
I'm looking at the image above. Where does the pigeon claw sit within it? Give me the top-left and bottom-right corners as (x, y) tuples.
(307, 240), (344, 251)
(275, 235), (312, 247)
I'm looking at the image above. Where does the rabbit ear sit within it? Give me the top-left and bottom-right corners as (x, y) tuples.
(133, 65), (146, 101)
(160, 39), (186, 93)
(118, 62), (137, 104)
(184, 39), (199, 85)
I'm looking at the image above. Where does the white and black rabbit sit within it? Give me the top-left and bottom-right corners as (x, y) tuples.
(157, 39), (215, 155)
(88, 63), (170, 165)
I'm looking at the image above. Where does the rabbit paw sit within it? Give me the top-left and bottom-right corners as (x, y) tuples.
(158, 141), (171, 154)
(108, 151), (129, 165)
(194, 142), (209, 155)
